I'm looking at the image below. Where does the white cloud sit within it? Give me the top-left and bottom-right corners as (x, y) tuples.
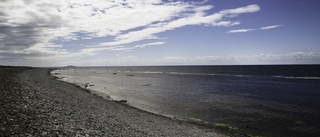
(7, 51), (318, 67)
(0, 0), (191, 55)
(227, 24), (283, 33)
(220, 4), (261, 15)
(100, 4), (260, 47)
(82, 51), (320, 66)
(0, 0), (261, 65)
(95, 41), (166, 51)
(260, 25), (283, 30)
(211, 21), (241, 27)
(227, 29), (255, 33)
(157, 51), (320, 65)
(134, 42), (166, 48)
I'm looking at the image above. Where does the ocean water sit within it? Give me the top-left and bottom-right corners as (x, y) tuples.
(52, 65), (320, 137)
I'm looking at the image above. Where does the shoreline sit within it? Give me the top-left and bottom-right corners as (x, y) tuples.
(50, 69), (179, 120)
(50, 68), (232, 136)
(49, 66), (320, 137)
(0, 67), (227, 136)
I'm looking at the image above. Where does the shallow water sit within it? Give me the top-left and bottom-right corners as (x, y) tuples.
(52, 65), (320, 137)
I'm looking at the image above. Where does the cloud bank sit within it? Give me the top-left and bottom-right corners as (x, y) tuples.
(0, 0), (261, 65)
(158, 51), (320, 65)
(63, 51), (320, 66)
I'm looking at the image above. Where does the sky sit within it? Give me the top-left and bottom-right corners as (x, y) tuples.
(0, 0), (320, 67)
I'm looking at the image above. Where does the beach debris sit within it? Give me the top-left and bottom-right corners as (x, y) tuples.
(190, 117), (202, 122)
(126, 74), (135, 76)
(84, 83), (94, 88)
(85, 83), (89, 88)
(214, 123), (239, 131)
(246, 125), (258, 131)
(113, 73), (117, 75)
(85, 83), (94, 88)
(118, 99), (127, 103)
(143, 84), (152, 86)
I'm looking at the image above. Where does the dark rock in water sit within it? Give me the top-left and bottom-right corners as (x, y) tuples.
(118, 100), (127, 103)
(246, 125), (258, 131)
(85, 83), (89, 88)
(113, 73), (117, 75)
(143, 84), (152, 86)
(85, 83), (94, 88)
(65, 65), (77, 68)
(126, 74), (135, 76)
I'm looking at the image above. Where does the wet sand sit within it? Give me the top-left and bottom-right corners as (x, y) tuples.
(0, 67), (227, 137)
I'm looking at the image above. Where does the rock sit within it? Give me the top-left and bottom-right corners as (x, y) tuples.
(85, 83), (89, 88)
(85, 83), (94, 88)
(118, 100), (127, 103)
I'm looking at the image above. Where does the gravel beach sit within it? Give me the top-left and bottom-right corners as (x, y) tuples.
(0, 67), (227, 137)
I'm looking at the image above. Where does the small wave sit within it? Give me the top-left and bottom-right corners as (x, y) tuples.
(113, 70), (320, 80)
(272, 76), (320, 80)
(116, 70), (164, 74)
(136, 71), (253, 78)
(167, 72), (195, 75)
(140, 71), (164, 74)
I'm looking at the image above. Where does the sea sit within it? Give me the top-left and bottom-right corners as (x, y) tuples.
(52, 65), (320, 137)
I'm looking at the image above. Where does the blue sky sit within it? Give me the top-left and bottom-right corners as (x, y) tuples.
(0, 0), (319, 66)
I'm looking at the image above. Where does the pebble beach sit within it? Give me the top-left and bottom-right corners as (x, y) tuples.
(0, 67), (226, 137)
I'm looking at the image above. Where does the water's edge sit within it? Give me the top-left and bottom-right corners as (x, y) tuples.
(49, 69), (235, 136)
(49, 66), (320, 137)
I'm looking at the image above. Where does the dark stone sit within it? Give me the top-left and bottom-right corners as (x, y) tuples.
(118, 100), (127, 103)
